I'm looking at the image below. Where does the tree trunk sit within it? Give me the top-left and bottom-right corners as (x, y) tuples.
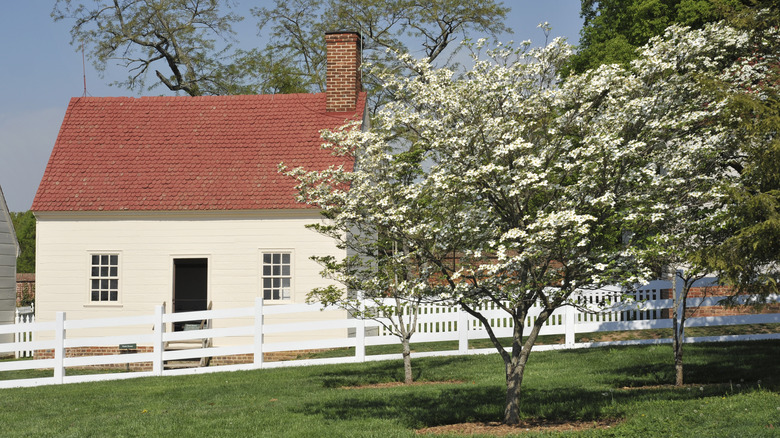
(401, 336), (413, 385)
(674, 335), (684, 386)
(672, 289), (684, 386)
(503, 312), (547, 425)
(672, 294), (683, 385)
(458, 300), (550, 425)
(672, 273), (693, 387)
(504, 349), (529, 424)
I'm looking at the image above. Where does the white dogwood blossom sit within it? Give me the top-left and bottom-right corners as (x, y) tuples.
(285, 20), (774, 424)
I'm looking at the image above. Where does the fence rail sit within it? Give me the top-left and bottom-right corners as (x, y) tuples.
(1, 288), (779, 389)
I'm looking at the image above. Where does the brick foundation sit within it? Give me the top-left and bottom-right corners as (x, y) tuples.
(33, 348), (333, 370)
(182, 349), (333, 365)
(35, 346), (154, 371)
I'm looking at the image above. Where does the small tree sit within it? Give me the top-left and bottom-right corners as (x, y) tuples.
(283, 125), (462, 384)
(288, 31), (651, 423)
(630, 18), (779, 385)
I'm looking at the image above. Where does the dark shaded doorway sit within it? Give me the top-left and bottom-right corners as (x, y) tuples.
(173, 258), (208, 331)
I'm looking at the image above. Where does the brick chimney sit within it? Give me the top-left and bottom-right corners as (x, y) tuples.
(325, 31), (362, 112)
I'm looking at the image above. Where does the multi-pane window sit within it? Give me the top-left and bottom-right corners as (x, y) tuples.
(262, 252), (291, 300)
(90, 254), (119, 302)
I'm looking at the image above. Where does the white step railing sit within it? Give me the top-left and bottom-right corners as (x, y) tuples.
(14, 307), (35, 358)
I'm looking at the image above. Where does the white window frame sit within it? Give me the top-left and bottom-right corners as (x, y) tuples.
(261, 251), (293, 301)
(89, 253), (120, 303)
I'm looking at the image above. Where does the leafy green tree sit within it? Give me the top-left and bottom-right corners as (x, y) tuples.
(569, 0), (746, 73)
(10, 211), (35, 273)
(707, 2), (780, 299)
(254, 0), (510, 111)
(54, 0), (510, 101)
(53, 0), (249, 95)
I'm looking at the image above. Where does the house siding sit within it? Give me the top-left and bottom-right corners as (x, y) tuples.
(34, 210), (348, 344)
(0, 190), (17, 351)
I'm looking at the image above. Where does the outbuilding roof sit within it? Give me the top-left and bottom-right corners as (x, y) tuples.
(32, 92), (365, 212)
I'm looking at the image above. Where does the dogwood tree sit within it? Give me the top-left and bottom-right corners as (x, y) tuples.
(291, 33), (644, 424)
(290, 21), (760, 424)
(282, 124), (472, 385)
(623, 21), (779, 386)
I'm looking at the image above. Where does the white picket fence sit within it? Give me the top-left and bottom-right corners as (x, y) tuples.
(1, 288), (778, 389)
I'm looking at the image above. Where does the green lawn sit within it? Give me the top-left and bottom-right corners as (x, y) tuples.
(1, 341), (778, 437)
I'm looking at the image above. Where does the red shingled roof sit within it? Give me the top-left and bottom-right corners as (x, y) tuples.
(32, 93), (366, 212)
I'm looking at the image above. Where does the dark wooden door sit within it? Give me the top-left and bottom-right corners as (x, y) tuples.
(172, 258), (208, 330)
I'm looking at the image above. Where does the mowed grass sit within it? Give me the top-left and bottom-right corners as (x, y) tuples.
(1, 341), (778, 437)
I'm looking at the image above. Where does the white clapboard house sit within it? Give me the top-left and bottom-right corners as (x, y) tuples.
(31, 32), (366, 355)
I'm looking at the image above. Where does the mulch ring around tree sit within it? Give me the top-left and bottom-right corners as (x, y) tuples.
(416, 418), (621, 436)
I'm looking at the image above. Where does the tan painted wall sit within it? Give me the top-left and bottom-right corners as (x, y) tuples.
(34, 210), (348, 343)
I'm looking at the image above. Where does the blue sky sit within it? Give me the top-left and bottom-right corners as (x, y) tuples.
(0, 1), (584, 212)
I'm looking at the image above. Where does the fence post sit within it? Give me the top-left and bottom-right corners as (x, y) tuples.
(254, 297), (264, 368)
(53, 312), (66, 384)
(14, 309), (21, 358)
(355, 297), (365, 362)
(458, 305), (468, 354)
(564, 305), (576, 347)
(152, 305), (164, 376)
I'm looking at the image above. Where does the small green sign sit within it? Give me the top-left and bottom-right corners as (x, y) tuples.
(119, 343), (137, 350)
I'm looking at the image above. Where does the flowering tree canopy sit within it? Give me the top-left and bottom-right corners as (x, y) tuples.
(288, 21), (774, 424)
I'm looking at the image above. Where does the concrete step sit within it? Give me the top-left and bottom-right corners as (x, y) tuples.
(164, 360), (201, 370)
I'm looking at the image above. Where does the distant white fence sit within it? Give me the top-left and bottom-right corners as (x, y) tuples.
(1, 287), (778, 389)
(378, 283), (779, 341)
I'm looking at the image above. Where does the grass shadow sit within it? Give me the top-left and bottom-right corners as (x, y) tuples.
(298, 354), (630, 429)
(589, 341), (780, 390)
(315, 354), (501, 388)
(317, 360), (417, 388)
(296, 383), (630, 429)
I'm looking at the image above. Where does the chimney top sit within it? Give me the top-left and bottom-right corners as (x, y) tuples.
(325, 30), (361, 36)
(326, 32), (362, 112)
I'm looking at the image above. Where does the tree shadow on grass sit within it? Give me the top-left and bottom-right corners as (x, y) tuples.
(299, 384), (504, 428)
(297, 342), (780, 429)
(316, 360), (420, 388)
(314, 355), (500, 389)
(587, 341), (780, 390)
(297, 376), (623, 429)
(682, 341), (780, 389)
